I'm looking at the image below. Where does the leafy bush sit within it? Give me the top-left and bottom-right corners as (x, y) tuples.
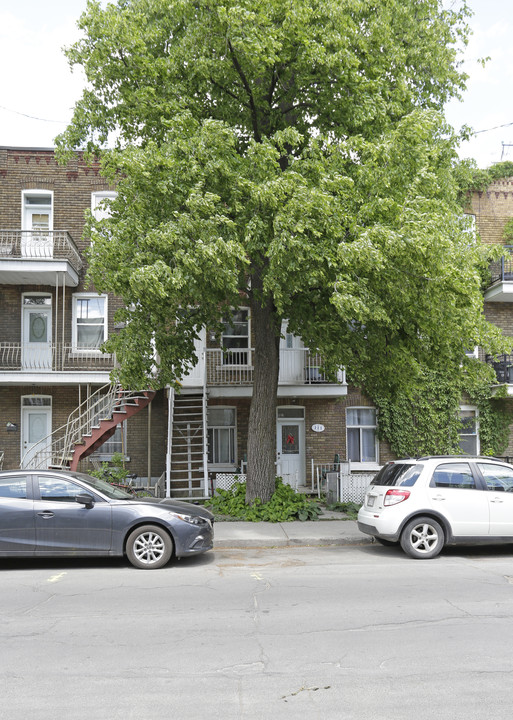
(207, 478), (321, 522)
(89, 452), (131, 485)
(324, 501), (361, 520)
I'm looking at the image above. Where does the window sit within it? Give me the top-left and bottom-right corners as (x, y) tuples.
(222, 309), (249, 364)
(0, 476), (27, 499)
(478, 463), (513, 492)
(22, 190), (53, 233)
(458, 407), (478, 455)
(430, 462), (476, 489)
(208, 407), (236, 465)
(347, 408), (377, 464)
(72, 294), (107, 351)
(92, 423), (127, 461)
(91, 191), (117, 221)
(38, 476), (82, 502)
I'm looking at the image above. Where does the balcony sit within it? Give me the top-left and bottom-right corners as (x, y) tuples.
(201, 348), (346, 398)
(0, 342), (115, 381)
(485, 354), (513, 394)
(485, 246), (513, 302)
(0, 230), (83, 286)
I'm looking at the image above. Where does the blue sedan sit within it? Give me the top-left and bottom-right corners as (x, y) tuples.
(0, 469), (214, 569)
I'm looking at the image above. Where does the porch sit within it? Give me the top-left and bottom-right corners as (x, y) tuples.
(0, 342), (115, 372)
(203, 348), (346, 387)
(0, 230), (83, 286)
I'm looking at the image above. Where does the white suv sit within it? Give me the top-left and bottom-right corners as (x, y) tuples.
(357, 456), (513, 559)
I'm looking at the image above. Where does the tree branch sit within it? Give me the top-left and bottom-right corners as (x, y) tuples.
(227, 40), (261, 142)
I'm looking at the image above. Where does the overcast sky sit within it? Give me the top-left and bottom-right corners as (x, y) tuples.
(1, 0), (512, 168)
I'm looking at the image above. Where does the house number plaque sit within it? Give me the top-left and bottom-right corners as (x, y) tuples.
(311, 424), (325, 433)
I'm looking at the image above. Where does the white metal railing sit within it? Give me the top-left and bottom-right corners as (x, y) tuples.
(311, 460), (377, 503)
(20, 384), (150, 470)
(205, 348), (345, 386)
(0, 230), (83, 273)
(0, 342), (115, 371)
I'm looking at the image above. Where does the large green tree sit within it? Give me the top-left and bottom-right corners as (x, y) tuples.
(58, 0), (505, 502)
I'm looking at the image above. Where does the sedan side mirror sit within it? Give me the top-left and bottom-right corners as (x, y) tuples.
(76, 493), (95, 508)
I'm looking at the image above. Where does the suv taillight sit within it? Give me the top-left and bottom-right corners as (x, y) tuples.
(384, 488), (411, 506)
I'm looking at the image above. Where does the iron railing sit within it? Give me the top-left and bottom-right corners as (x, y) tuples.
(0, 342), (115, 372)
(485, 354), (513, 384)
(0, 230), (83, 274)
(20, 384), (149, 470)
(489, 246), (513, 284)
(205, 348), (345, 386)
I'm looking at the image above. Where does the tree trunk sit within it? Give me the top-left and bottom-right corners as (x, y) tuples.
(246, 285), (280, 504)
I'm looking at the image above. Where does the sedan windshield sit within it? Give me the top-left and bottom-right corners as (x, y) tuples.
(68, 472), (133, 500)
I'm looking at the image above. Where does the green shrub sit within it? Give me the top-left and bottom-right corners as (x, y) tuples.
(207, 478), (321, 522)
(89, 452), (131, 485)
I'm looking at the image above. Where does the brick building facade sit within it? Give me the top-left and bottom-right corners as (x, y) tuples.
(0, 145), (391, 495)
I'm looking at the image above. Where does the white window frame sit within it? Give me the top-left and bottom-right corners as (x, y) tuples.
(221, 308), (250, 366)
(458, 405), (479, 456)
(207, 406), (237, 468)
(91, 191), (117, 221)
(21, 189), (54, 231)
(72, 293), (108, 354)
(346, 407), (380, 470)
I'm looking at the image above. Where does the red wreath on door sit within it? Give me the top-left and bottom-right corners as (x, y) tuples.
(286, 434), (295, 445)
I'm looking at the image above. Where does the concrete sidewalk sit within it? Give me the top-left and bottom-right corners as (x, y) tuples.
(213, 517), (370, 549)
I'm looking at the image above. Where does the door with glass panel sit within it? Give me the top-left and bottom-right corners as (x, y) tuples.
(21, 397), (52, 469)
(22, 295), (52, 370)
(22, 192), (53, 257)
(276, 407), (305, 486)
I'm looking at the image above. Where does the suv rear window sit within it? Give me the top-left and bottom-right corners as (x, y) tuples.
(370, 463), (422, 487)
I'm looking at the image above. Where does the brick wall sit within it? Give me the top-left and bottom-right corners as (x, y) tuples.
(470, 179), (513, 246)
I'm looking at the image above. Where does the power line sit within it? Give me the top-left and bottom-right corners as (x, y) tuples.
(0, 104), (66, 125)
(474, 121), (513, 135)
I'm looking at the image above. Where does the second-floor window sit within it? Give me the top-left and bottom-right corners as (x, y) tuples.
(91, 191), (117, 221)
(72, 294), (107, 351)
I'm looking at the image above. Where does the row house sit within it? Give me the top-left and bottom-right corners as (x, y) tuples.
(471, 177), (513, 458)
(0, 146), (392, 498)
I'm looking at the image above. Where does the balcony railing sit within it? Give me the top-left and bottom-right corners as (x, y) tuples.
(489, 246), (513, 284)
(0, 342), (115, 372)
(485, 354), (513, 384)
(205, 348), (345, 386)
(0, 230), (83, 274)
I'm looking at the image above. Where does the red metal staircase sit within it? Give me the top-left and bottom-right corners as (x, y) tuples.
(69, 389), (155, 470)
(20, 384), (156, 471)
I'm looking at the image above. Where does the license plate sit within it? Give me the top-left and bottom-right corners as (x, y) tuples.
(367, 495), (375, 508)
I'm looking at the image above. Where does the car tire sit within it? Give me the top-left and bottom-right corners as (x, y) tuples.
(400, 516), (444, 559)
(126, 524), (173, 569)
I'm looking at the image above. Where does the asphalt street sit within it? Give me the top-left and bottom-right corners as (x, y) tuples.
(2, 543), (513, 720)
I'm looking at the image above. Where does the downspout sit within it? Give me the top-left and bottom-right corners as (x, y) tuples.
(202, 348), (209, 497)
(62, 275), (66, 371)
(147, 400), (152, 486)
(166, 386), (174, 498)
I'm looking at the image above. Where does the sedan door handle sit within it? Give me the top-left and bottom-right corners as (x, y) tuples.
(432, 495), (446, 501)
(490, 497), (504, 504)
(37, 511), (55, 518)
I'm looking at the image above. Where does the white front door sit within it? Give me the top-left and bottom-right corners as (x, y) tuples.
(22, 296), (52, 370)
(21, 401), (52, 469)
(277, 408), (305, 487)
(279, 322), (304, 383)
(181, 328), (206, 386)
